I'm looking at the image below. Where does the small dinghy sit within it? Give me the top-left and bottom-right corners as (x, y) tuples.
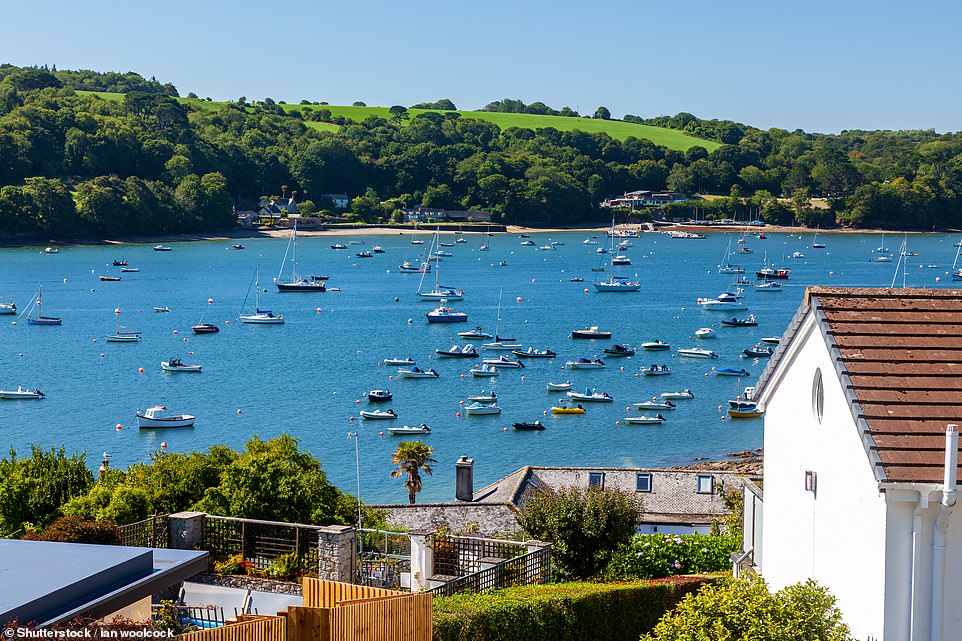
(760, 337), (781, 345)
(694, 328), (716, 339)
(384, 357), (415, 366)
(551, 404), (585, 414)
(368, 389), (393, 402)
(470, 364), (500, 377)
(678, 348), (719, 359)
(634, 400), (676, 411)
(642, 340), (671, 351)
(513, 347), (556, 359)
(389, 424), (431, 435)
(567, 388), (613, 402)
(137, 406), (194, 428)
(99, 275), (121, 282)
(715, 367), (751, 377)
(566, 358), (605, 369)
(113, 259), (128, 266)
(742, 345), (774, 358)
(360, 409), (398, 420)
(721, 315), (758, 327)
(513, 420), (546, 431)
(161, 358), (202, 373)
(120, 267), (139, 273)
(661, 389), (694, 400)
(641, 365), (671, 376)
(398, 367), (439, 378)
(435, 344), (479, 358)
(482, 355), (525, 368)
(728, 407), (764, 419)
(373, 246), (385, 253)
(0, 386), (45, 400)
(468, 391), (497, 403)
(459, 327), (493, 340)
(231, 244), (246, 250)
(546, 381), (573, 391)
(603, 344), (635, 357)
(154, 306), (171, 313)
(466, 402), (501, 415)
(330, 243), (348, 250)
(623, 414), (666, 425)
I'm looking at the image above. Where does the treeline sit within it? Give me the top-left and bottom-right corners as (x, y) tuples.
(0, 64), (174, 95)
(482, 98), (582, 118)
(2, 64), (962, 237)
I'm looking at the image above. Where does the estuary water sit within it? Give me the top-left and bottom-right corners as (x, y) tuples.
(0, 230), (956, 503)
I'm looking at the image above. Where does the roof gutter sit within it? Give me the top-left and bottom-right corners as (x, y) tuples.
(930, 424), (958, 641)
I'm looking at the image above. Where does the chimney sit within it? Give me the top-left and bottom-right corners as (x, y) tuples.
(455, 456), (474, 502)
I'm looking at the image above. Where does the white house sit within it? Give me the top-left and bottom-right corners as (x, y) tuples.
(749, 287), (962, 641)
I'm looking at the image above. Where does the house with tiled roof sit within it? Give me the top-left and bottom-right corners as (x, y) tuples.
(748, 287), (962, 641)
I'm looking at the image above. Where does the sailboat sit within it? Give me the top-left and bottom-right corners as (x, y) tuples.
(872, 232), (892, 261)
(105, 307), (142, 342)
(241, 266), (284, 324)
(26, 286), (62, 325)
(410, 223), (424, 245)
(479, 234), (490, 251)
(717, 235), (743, 273)
(418, 228), (464, 301)
(593, 219), (640, 292)
(275, 220), (326, 291)
(951, 238), (962, 280)
(482, 290), (521, 349)
(811, 229), (826, 249)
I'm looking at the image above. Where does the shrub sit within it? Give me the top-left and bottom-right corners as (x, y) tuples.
(212, 553), (247, 575)
(607, 533), (739, 580)
(23, 516), (120, 545)
(433, 577), (712, 641)
(263, 551), (306, 582)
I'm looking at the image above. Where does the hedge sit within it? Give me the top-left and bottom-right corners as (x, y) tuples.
(606, 533), (739, 580)
(432, 576), (715, 641)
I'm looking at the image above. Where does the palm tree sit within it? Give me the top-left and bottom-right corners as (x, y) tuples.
(390, 441), (437, 505)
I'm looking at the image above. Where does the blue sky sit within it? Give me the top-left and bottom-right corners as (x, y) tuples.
(3, 0), (960, 134)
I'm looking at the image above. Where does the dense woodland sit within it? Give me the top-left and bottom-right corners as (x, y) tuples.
(1, 64), (961, 239)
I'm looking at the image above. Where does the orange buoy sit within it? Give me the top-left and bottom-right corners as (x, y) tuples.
(161, 442), (167, 448)
(138, 367), (144, 373)
(456, 412), (462, 417)
(116, 423), (122, 430)
(207, 298), (214, 304)
(237, 409), (243, 414)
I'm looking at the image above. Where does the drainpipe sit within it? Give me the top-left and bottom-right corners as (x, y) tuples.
(930, 424), (958, 641)
(909, 491), (928, 641)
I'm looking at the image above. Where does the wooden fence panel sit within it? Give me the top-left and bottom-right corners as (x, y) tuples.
(301, 578), (397, 608)
(180, 616), (286, 641)
(332, 594), (432, 641)
(284, 606), (331, 641)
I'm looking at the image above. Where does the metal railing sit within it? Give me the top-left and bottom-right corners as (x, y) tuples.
(429, 546), (551, 597)
(356, 528), (411, 590)
(118, 515), (170, 548)
(203, 515), (323, 572)
(432, 535), (527, 578)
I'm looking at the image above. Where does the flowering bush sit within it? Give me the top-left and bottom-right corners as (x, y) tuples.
(606, 533), (738, 580)
(264, 551), (306, 582)
(212, 553), (247, 575)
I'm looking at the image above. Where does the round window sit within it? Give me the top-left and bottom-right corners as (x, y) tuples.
(812, 368), (824, 424)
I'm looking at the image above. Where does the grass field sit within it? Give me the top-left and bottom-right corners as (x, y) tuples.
(77, 92), (719, 151)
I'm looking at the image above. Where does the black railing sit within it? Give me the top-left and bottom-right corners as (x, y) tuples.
(203, 515), (322, 572)
(118, 515), (170, 548)
(432, 535), (527, 578)
(429, 546), (550, 597)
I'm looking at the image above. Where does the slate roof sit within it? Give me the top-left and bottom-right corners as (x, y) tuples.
(759, 287), (962, 485)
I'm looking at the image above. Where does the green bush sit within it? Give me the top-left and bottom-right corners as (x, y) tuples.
(23, 516), (120, 545)
(433, 577), (711, 641)
(607, 533), (739, 580)
(263, 551), (306, 582)
(212, 553), (247, 575)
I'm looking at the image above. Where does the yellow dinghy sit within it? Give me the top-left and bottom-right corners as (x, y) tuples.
(551, 405), (586, 415)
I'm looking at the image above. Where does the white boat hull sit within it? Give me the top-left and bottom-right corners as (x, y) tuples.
(161, 362), (202, 372)
(105, 334), (141, 342)
(624, 416), (665, 424)
(466, 406), (501, 415)
(360, 411), (398, 420)
(678, 349), (718, 359)
(388, 426), (431, 435)
(567, 393), (612, 402)
(137, 414), (195, 428)
(566, 362), (605, 369)
(0, 388), (44, 400)
(699, 301), (748, 310)
(546, 382), (573, 391)
(240, 314), (284, 324)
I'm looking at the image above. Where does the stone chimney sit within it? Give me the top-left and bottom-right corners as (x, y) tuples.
(455, 456), (474, 501)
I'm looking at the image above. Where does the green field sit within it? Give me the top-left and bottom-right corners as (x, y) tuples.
(77, 92), (718, 151)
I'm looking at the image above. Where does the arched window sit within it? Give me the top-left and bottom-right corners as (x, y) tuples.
(812, 368), (824, 424)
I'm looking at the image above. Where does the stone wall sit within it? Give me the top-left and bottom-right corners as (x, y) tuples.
(371, 502), (520, 537)
(191, 572), (303, 596)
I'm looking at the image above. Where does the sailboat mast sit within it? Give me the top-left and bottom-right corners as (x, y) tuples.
(291, 219), (298, 282)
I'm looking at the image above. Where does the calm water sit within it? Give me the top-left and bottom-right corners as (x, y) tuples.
(0, 230), (956, 502)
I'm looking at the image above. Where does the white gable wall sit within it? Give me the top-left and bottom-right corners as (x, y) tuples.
(760, 312), (888, 640)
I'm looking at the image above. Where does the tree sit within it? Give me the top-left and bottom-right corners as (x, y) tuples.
(593, 106), (611, 120)
(643, 576), (853, 641)
(390, 441), (436, 504)
(352, 101), (367, 107)
(389, 105), (409, 127)
(516, 486), (640, 580)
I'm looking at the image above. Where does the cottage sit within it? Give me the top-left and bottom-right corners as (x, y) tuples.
(320, 193), (350, 210)
(749, 287), (962, 641)
(602, 190), (688, 210)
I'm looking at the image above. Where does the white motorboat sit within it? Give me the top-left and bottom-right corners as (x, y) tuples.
(435, 344), (479, 358)
(482, 356), (525, 368)
(642, 340), (671, 351)
(388, 424), (431, 435)
(694, 328), (716, 339)
(44, 247), (60, 254)
(760, 337), (781, 345)
(634, 400), (676, 411)
(661, 389), (694, 400)
(384, 357), (416, 366)
(546, 381), (573, 391)
(611, 255), (631, 265)
(641, 365), (671, 376)
(482, 340), (523, 350)
(715, 367), (751, 377)
(0, 386), (45, 400)
(425, 301), (468, 323)
(240, 266), (284, 324)
(153, 245), (172, 251)
(698, 292), (747, 311)
(571, 326), (611, 339)
(153, 306), (170, 313)
(538, 245), (555, 251)
(161, 359), (202, 373)
(465, 402), (501, 415)
(459, 327), (493, 340)
(136, 406), (195, 428)
(678, 347), (719, 359)
(368, 389), (393, 402)
(470, 364), (500, 377)
(468, 392), (498, 402)
(566, 358), (605, 369)
(360, 409), (398, 420)
(583, 238), (599, 245)
(0, 298), (15, 315)
(623, 414), (666, 425)
(398, 367), (439, 378)
(567, 388), (613, 402)
(513, 347), (557, 359)
(520, 240), (536, 246)
(755, 282), (783, 292)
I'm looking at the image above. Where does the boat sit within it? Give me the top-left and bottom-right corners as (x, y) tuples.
(161, 358), (202, 373)
(623, 414), (666, 425)
(469, 364), (500, 377)
(398, 367), (439, 378)
(538, 245), (555, 251)
(546, 381), (573, 391)
(513, 347), (557, 359)
(717, 237), (744, 273)
(792, 251), (805, 259)
(715, 367), (751, 376)
(44, 247), (60, 254)
(26, 286), (62, 326)
(551, 405), (586, 414)
(435, 344), (479, 358)
(373, 246), (385, 253)
(105, 309), (142, 342)
(153, 245), (172, 251)
(482, 355), (525, 368)
(240, 267), (284, 324)
(642, 340), (671, 351)
(360, 409), (398, 420)
(661, 389), (694, 400)
(760, 337), (780, 345)
(519, 234), (531, 238)
(99, 275), (121, 281)
(368, 389), (393, 402)
(520, 240), (536, 246)
(728, 407), (765, 419)
(465, 402), (501, 415)
(136, 406), (195, 428)
(312, 275), (329, 280)
(0, 298), (16, 315)
(418, 229), (464, 300)
(513, 421), (546, 431)
(388, 424), (431, 435)
(698, 292), (747, 311)
(468, 391), (498, 402)
(0, 386), (45, 400)
(231, 244), (246, 250)
(694, 328), (716, 339)
(481, 291), (519, 347)
(410, 224), (424, 245)
(567, 388), (613, 402)
(721, 315), (758, 327)
(113, 259), (128, 266)
(434, 251), (453, 258)
(603, 344), (636, 357)
(951, 238), (962, 280)
(458, 327), (493, 340)
(276, 220), (326, 292)
(571, 326), (611, 339)
(678, 348), (719, 359)
(570, 277), (584, 283)
(742, 345), (774, 358)
(383, 357), (415, 366)
(566, 358), (605, 369)
(355, 251), (373, 258)
(811, 232), (826, 249)
(755, 255), (791, 280)
(611, 255), (631, 265)
(425, 301), (468, 323)
(634, 400), (676, 411)
(191, 323), (220, 334)
(120, 267), (139, 273)
(641, 365), (671, 376)
(583, 238), (598, 246)
(440, 242), (454, 247)
(331, 243), (348, 250)
(399, 261), (430, 273)
(593, 218), (640, 291)
(551, 241), (566, 246)
(755, 282), (783, 292)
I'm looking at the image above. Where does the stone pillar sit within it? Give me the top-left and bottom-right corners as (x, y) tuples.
(169, 512), (206, 549)
(317, 525), (355, 582)
(409, 529), (434, 592)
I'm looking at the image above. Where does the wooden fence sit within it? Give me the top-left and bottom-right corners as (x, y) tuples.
(178, 579), (430, 641)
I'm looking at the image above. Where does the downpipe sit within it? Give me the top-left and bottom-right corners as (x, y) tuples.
(930, 424), (958, 641)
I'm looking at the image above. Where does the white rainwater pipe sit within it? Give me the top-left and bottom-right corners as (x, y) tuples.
(930, 424), (958, 641)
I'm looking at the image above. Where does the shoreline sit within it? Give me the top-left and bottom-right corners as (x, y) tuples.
(3, 222), (952, 249)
